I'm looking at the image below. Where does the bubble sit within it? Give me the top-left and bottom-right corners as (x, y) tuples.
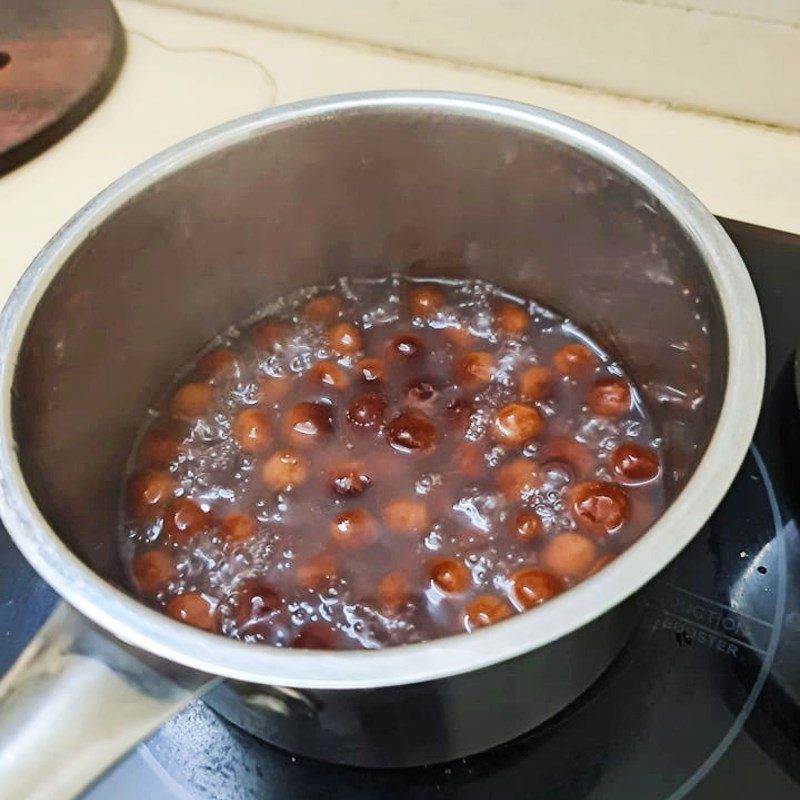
(424, 527), (444, 551)
(452, 490), (503, 534)
(415, 472), (443, 495)
(522, 442), (540, 458)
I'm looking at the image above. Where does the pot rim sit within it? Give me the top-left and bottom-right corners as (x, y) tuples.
(0, 91), (765, 689)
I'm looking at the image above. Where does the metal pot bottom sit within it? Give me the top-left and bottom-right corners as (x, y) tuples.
(205, 596), (641, 768)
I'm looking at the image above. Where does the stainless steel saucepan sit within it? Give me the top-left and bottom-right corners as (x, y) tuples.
(0, 92), (764, 800)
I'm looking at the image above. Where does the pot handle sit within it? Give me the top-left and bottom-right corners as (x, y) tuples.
(0, 602), (217, 800)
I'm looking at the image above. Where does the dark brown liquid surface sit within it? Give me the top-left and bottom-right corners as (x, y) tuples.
(120, 277), (665, 649)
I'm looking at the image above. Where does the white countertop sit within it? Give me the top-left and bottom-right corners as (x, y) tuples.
(2, 0), (799, 307)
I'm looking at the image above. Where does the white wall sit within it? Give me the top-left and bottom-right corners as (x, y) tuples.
(644, 1), (800, 25)
(144, 0), (800, 129)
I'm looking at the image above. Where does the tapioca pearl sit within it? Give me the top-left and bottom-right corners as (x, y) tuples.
(553, 343), (596, 378)
(568, 481), (629, 537)
(587, 553), (616, 577)
(232, 408), (271, 453)
(347, 394), (387, 429)
(128, 469), (175, 520)
(443, 324), (474, 350)
(170, 382), (213, 420)
(405, 377), (440, 411)
(588, 378), (631, 416)
(331, 509), (377, 548)
(220, 513), (257, 542)
(376, 571), (410, 614)
(232, 579), (282, 635)
(519, 365), (554, 401)
(196, 348), (241, 383)
(453, 442), (485, 479)
(295, 553), (338, 591)
(492, 403), (543, 445)
(514, 511), (543, 542)
(542, 532), (598, 579)
(162, 498), (213, 542)
(445, 397), (476, 434)
(541, 438), (594, 480)
(495, 458), (542, 502)
(304, 294), (342, 323)
(429, 558), (470, 593)
(292, 622), (339, 649)
(166, 593), (218, 631)
(386, 333), (425, 361)
(509, 568), (564, 610)
(327, 322), (362, 355)
(132, 550), (175, 595)
(454, 351), (495, 389)
(257, 374), (290, 403)
(382, 498), (429, 535)
(137, 423), (183, 468)
(308, 360), (350, 391)
(611, 442), (660, 484)
(494, 301), (529, 336)
(261, 450), (308, 491)
(328, 461), (372, 496)
(386, 411), (437, 453)
(409, 285), (444, 317)
(355, 357), (385, 383)
(252, 319), (291, 351)
(464, 595), (512, 632)
(284, 401), (333, 446)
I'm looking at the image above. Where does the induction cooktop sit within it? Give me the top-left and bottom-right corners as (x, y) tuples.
(2, 218), (799, 800)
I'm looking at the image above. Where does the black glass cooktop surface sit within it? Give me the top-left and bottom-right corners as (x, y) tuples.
(2, 218), (799, 799)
